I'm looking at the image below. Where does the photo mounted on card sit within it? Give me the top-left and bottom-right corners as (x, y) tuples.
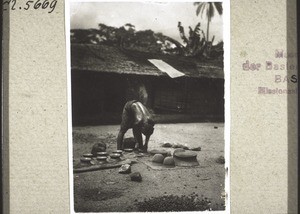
(66, 1), (230, 213)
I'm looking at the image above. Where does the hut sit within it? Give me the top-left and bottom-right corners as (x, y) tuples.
(71, 44), (224, 125)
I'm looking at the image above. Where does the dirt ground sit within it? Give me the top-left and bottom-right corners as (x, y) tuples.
(72, 123), (225, 212)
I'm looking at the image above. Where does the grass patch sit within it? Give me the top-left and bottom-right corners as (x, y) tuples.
(136, 194), (212, 211)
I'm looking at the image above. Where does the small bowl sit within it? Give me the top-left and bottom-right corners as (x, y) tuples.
(80, 157), (92, 163)
(113, 150), (123, 155)
(110, 153), (121, 159)
(124, 148), (133, 152)
(97, 152), (108, 156)
(83, 153), (93, 158)
(96, 156), (108, 161)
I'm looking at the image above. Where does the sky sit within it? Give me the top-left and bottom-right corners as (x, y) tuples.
(70, 2), (223, 44)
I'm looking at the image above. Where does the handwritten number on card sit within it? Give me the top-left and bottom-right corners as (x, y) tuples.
(3, 0), (57, 13)
(48, 0), (57, 13)
(42, 0), (49, 9)
(24, 1), (34, 10)
(33, 0), (42, 9)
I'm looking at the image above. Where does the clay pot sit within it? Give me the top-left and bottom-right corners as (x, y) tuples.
(173, 148), (185, 155)
(83, 153), (93, 158)
(114, 150), (123, 155)
(173, 151), (197, 159)
(80, 157), (91, 163)
(163, 157), (175, 166)
(96, 156), (107, 161)
(96, 156), (108, 163)
(110, 153), (121, 159)
(152, 154), (164, 163)
(97, 152), (108, 156)
(173, 151), (199, 167)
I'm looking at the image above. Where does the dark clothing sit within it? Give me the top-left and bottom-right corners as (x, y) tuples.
(120, 100), (153, 132)
(119, 100), (138, 132)
(117, 100), (154, 151)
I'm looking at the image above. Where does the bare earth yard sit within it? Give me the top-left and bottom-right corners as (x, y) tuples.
(72, 123), (225, 212)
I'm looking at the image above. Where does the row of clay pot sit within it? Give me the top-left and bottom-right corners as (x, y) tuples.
(80, 150), (124, 163)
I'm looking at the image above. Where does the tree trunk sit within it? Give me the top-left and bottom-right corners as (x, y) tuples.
(207, 18), (210, 42)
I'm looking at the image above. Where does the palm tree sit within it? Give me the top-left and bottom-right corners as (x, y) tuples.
(194, 2), (222, 42)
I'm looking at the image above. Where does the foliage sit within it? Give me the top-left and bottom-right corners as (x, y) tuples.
(179, 2), (223, 59)
(177, 21), (206, 58)
(194, 2), (223, 42)
(71, 22), (223, 60)
(71, 23), (170, 53)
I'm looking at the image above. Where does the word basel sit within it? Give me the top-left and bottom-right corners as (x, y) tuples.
(243, 60), (297, 71)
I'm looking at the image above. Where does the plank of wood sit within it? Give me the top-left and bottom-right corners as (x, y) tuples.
(74, 159), (134, 173)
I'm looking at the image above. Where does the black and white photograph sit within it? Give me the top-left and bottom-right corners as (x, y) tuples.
(68, 1), (228, 212)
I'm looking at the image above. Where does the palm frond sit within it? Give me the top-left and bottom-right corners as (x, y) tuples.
(207, 3), (214, 21)
(199, 3), (207, 18)
(195, 2), (206, 16)
(214, 2), (223, 15)
(196, 5), (201, 16)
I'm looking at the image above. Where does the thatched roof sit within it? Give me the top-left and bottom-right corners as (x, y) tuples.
(71, 44), (224, 79)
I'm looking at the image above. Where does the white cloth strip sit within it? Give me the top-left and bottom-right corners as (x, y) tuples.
(148, 59), (185, 78)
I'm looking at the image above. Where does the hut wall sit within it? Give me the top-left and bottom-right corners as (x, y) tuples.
(71, 70), (224, 125)
(153, 77), (224, 117)
(186, 78), (224, 116)
(153, 78), (186, 113)
(71, 71), (127, 125)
